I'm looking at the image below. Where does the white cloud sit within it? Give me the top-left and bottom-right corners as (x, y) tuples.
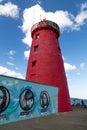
(21, 4), (45, 47)
(24, 50), (30, 60)
(21, 3), (87, 58)
(33, 0), (42, 5)
(75, 2), (87, 25)
(9, 56), (14, 60)
(8, 50), (16, 55)
(0, 0), (3, 3)
(0, 66), (24, 79)
(46, 11), (73, 30)
(21, 4), (73, 55)
(64, 62), (76, 72)
(81, 2), (87, 11)
(37, 0), (42, 5)
(7, 62), (15, 66)
(75, 11), (87, 25)
(8, 50), (16, 60)
(0, 2), (19, 18)
(7, 62), (19, 70)
(80, 62), (86, 71)
(80, 62), (85, 68)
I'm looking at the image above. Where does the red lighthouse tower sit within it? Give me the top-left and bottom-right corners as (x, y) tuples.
(26, 19), (72, 112)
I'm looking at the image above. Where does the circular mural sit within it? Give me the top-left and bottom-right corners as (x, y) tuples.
(0, 86), (10, 113)
(40, 91), (50, 109)
(19, 89), (34, 111)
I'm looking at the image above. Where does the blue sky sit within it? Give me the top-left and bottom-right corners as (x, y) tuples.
(0, 0), (87, 99)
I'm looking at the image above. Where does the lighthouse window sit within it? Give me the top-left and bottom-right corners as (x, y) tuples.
(36, 34), (40, 39)
(32, 61), (36, 67)
(34, 45), (39, 52)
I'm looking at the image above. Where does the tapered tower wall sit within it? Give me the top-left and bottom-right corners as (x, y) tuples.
(26, 20), (72, 112)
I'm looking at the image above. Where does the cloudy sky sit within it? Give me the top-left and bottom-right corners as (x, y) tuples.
(0, 0), (87, 99)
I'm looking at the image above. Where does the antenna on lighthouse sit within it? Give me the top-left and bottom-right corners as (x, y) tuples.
(32, 9), (35, 25)
(40, 14), (41, 21)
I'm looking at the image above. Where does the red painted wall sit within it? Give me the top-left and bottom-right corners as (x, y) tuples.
(26, 21), (72, 112)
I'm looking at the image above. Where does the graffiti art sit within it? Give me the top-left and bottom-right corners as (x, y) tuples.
(0, 86), (10, 113)
(0, 75), (58, 125)
(40, 91), (50, 109)
(19, 89), (34, 111)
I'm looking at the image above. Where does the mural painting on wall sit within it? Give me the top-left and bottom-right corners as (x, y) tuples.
(0, 75), (58, 125)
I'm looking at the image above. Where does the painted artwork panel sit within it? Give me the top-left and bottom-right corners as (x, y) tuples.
(0, 75), (58, 125)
